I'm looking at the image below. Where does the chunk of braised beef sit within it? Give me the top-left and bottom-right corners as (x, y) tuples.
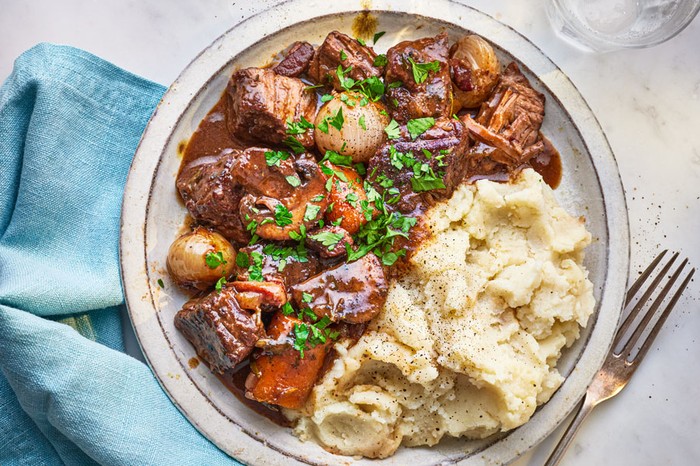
(177, 148), (329, 245)
(384, 33), (452, 123)
(367, 117), (469, 214)
(174, 285), (264, 373)
(305, 225), (353, 259)
(464, 62), (545, 166)
(290, 252), (388, 324)
(177, 153), (249, 244)
(308, 31), (383, 91)
(226, 67), (317, 148)
(272, 41), (315, 77)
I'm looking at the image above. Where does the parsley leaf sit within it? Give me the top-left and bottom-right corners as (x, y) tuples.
(328, 107), (344, 131)
(410, 164), (446, 192)
(340, 50), (348, 61)
(309, 231), (344, 249)
(304, 204), (321, 222)
(407, 57), (440, 84)
(387, 80), (403, 89)
(384, 119), (400, 139)
(302, 292), (313, 303)
(321, 93), (334, 103)
(356, 37), (367, 46)
(285, 116), (314, 135)
(274, 204), (293, 227)
(283, 136), (306, 154)
(157, 278), (165, 288)
(235, 251), (250, 268)
(373, 54), (388, 67)
(205, 251), (227, 269)
(282, 302), (295, 316)
(293, 323), (310, 358)
(304, 84), (324, 91)
(265, 150), (290, 167)
(406, 117), (435, 140)
(215, 276), (227, 292)
(373, 31), (386, 44)
(248, 252), (264, 282)
(322, 150), (353, 167)
(359, 114), (367, 130)
(285, 175), (301, 187)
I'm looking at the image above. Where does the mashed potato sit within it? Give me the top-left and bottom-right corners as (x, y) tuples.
(286, 169), (595, 458)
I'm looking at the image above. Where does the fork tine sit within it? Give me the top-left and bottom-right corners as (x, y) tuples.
(620, 258), (691, 359)
(631, 267), (695, 365)
(615, 251), (678, 348)
(625, 249), (668, 306)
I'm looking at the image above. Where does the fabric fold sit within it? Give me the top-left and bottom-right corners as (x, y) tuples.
(0, 43), (238, 465)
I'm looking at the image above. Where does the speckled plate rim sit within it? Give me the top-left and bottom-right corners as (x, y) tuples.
(120, 1), (630, 465)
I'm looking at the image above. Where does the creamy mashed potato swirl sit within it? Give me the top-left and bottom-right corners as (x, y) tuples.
(285, 169), (595, 458)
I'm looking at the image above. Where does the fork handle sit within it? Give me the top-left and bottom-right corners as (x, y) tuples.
(544, 394), (595, 466)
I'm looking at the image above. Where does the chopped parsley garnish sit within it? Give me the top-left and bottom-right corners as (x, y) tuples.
(384, 119), (400, 139)
(288, 224), (307, 242)
(283, 136), (306, 154)
(359, 114), (367, 130)
(235, 251), (250, 268)
(292, 315), (339, 358)
(407, 57), (440, 84)
(356, 37), (367, 46)
(303, 204), (321, 222)
(215, 276), (227, 292)
(329, 107), (344, 131)
(340, 50), (348, 61)
(317, 107), (344, 134)
(406, 117), (435, 140)
(265, 150), (290, 167)
(274, 204), (293, 227)
(281, 302), (295, 316)
(410, 163), (447, 192)
(302, 292), (313, 303)
(248, 252), (264, 282)
(373, 54), (388, 67)
(262, 243), (308, 271)
(285, 116), (314, 135)
(157, 278), (165, 288)
(322, 150), (353, 167)
(387, 80), (402, 89)
(345, 192), (359, 207)
(311, 194), (325, 202)
(285, 175), (301, 187)
(373, 31), (386, 44)
(336, 65), (356, 90)
(205, 251), (227, 269)
(321, 93), (334, 103)
(355, 163), (366, 175)
(309, 231), (344, 249)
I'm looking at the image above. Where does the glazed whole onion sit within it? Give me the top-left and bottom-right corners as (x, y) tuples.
(166, 226), (236, 290)
(450, 34), (501, 111)
(314, 91), (389, 163)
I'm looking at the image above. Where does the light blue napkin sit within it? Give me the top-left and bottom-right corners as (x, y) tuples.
(0, 43), (239, 465)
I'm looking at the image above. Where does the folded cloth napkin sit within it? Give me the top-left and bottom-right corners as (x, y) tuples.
(0, 43), (239, 465)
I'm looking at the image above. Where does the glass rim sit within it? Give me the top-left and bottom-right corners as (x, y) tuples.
(549, 0), (700, 50)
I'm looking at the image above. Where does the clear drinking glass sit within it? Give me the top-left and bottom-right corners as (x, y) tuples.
(546, 0), (700, 52)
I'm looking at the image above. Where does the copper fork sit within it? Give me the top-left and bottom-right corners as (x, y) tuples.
(544, 250), (695, 466)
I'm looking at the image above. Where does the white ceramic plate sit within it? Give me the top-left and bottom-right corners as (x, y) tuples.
(120, 1), (630, 464)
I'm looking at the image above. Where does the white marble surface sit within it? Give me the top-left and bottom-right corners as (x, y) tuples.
(2, 1), (698, 465)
